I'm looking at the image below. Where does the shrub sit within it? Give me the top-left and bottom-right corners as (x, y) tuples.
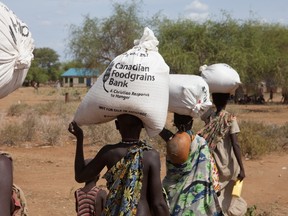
(7, 103), (29, 117)
(238, 121), (288, 159)
(0, 123), (22, 146)
(21, 114), (38, 142)
(39, 117), (64, 146)
(0, 114), (37, 145)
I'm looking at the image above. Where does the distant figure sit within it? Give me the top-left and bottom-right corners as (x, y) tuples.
(68, 114), (169, 216)
(55, 80), (61, 92)
(75, 159), (107, 216)
(281, 86), (288, 104)
(31, 80), (38, 94)
(267, 88), (273, 103)
(259, 84), (264, 97)
(258, 84), (265, 104)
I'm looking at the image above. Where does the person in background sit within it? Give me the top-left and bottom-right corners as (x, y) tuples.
(159, 113), (222, 216)
(68, 114), (169, 216)
(0, 152), (29, 216)
(74, 159), (107, 216)
(267, 88), (273, 103)
(198, 93), (247, 216)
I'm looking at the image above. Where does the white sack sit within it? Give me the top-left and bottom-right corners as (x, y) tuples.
(74, 27), (170, 137)
(0, 2), (34, 99)
(169, 74), (212, 118)
(200, 63), (241, 93)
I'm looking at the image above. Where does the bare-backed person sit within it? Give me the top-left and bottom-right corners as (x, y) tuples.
(68, 114), (169, 216)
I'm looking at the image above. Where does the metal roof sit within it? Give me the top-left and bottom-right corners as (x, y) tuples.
(61, 68), (99, 77)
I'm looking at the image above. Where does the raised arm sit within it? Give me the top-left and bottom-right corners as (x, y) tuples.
(68, 121), (86, 182)
(147, 150), (169, 216)
(230, 133), (246, 181)
(68, 121), (108, 183)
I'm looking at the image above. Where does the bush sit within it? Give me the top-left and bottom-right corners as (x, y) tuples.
(21, 114), (38, 142)
(7, 103), (29, 117)
(0, 123), (23, 146)
(238, 121), (288, 159)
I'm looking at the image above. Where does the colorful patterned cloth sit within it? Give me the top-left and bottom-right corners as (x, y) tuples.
(163, 134), (222, 216)
(102, 142), (152, 216)
(12, 184), (29, 216)
(198, 110), (247, 216)
(198, 109), (236, 193)
(197, 110), (234, 151)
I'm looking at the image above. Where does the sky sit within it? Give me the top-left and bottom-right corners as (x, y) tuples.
(2, 0), (288, 62)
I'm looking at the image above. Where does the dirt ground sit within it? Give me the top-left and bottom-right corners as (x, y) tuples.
(0, 87), (288, 216)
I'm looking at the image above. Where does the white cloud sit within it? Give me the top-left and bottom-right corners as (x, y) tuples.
(185, 0), (208, 11)
(186, 12), (209, 21)
(184, 0), (209, 21)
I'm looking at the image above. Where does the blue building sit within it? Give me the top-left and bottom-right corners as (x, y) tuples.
(61, 68), (99, 87)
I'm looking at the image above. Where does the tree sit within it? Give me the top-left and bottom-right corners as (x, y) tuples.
(67, 0), (148, 71)
(26, 47), (61, 84)
(66, 3), (288, 91)
(157, 19), (202, 74)
(157, 13), (288, 92)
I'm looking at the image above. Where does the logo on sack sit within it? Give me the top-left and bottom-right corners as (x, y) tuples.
(103, 61), (115, 92)
(202, 86), (208, 102)
(9, 17), (30, 45)
(102, 61), (155, 93)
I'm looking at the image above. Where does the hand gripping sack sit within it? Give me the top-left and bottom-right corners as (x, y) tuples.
(74, 27), (170, 137)
(0, 2), (34, 99)
(200, 63), (241, 94)
(168, 74), (212, 118)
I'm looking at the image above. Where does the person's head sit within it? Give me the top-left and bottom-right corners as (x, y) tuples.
(84, 159), (100, 184)
(212, 93), (230, 109)
(115, 114), (143, 139)
(173, 113), (193, 132)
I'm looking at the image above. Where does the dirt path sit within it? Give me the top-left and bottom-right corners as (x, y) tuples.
(0, 87), (288, 215)
(1, 144), (286, 216)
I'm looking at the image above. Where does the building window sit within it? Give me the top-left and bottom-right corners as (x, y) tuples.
(79, 77), (84, 84)
(65, 77), (68, 83)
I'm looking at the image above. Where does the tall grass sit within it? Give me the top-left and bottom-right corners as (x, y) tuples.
(238, 121), (288, 159)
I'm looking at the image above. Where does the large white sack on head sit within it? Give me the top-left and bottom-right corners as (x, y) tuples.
(200, 63), (241, 94)
(0, 2), (34, 99)
(169, 74), (212, 118)
(74, 27), (170, 137)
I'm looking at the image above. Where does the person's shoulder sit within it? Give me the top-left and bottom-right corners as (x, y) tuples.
(74, 187), (83, 194)
(0, 153), (12, 166)
(98, 143), (119, 153)
(143, 147), (160, 161)
(74, 188), (80, 199)
(0, 152), (12, 160)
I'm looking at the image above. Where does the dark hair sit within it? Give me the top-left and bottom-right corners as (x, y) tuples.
(212, 93), (230, 108)
(173, 113), (193, 132)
